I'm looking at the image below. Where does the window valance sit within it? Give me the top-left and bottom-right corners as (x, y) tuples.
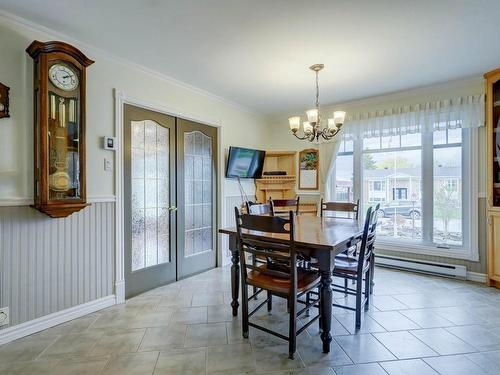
(342, 94), (484, 139)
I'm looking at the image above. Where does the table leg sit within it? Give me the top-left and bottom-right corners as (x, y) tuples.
(229, 234), (240, 317)
(320, 270), (333, 353)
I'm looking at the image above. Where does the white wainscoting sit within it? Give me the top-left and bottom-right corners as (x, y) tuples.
(0, 202), (115, 330)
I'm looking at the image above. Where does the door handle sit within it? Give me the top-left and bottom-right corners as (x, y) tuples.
(169, 206), (178, 211)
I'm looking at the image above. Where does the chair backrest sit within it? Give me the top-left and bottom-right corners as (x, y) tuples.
(245, 201), (274, 216)
(270, 196), (300, 215)
(234, 207), (297, 296)
(320, 198), (360, 219)
(357, 203), (380, 274)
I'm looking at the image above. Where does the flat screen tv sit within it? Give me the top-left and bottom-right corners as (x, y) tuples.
(225, 146), (265, 178)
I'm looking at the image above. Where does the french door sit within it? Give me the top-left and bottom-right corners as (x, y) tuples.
(124, 105), (217, 298)
(176, 119), (217, 279)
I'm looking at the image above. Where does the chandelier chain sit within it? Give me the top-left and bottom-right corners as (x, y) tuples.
(315, 70), (320, 111)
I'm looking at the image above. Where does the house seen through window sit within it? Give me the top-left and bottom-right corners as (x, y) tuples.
(330, 125), (469, 254)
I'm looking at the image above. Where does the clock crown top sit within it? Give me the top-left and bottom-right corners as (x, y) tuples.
(26, 40), (94, 67)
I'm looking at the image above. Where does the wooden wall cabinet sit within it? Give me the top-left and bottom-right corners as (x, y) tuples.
(26, 41), (94, 218)
(485, 67), (500, 286)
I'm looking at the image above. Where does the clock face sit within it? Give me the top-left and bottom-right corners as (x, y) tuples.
(49, 63), (79, 91)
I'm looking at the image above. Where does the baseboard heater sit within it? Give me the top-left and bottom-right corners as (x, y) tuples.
(375, 254), (467, 280)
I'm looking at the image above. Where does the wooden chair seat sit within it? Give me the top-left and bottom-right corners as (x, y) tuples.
(248, 265), (320, 295)
(334, 256), (370, 275)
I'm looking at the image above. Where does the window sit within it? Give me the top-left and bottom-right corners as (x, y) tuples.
(393, 188), (408, 200)
(330, 139), (353, 202)
(444, 179), (459, 192)
(363, 136), (422, 242)
(371, 181), (386, 191)
(329, 126), (477, 259)
(433, 129), (463, 247)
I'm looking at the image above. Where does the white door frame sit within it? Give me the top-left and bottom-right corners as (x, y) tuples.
(114, 89), (223, 303)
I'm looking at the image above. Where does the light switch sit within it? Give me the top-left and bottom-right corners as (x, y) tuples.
(104, 158), (113, 171)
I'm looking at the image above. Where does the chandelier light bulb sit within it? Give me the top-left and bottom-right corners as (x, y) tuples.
(327, 118), (337, 131)
(288, 116), (301, 132)
(306, 108), (319, 124)
(333, 111), (346, 125)
(303, 121), (313, 134)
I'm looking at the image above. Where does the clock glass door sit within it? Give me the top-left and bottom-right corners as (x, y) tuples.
(124, 105), (176, 298)
(47, 60), (81, 201)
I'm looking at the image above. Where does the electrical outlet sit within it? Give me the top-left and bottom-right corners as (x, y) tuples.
(0, 307), (9, 327)
(104, 158), (113, 172)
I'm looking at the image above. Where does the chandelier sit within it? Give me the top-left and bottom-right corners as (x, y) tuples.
(288, 64), (346, 142)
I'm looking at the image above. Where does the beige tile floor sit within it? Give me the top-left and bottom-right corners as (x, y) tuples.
(1, 266), (500, 374)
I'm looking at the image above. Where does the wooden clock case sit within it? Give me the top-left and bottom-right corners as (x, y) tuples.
(26, 41), (94, 218)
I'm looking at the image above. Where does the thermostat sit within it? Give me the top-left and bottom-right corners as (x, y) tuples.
(103, 136), (117, 151)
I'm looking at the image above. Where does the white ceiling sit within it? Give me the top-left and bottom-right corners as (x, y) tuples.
(2, 0), (500, 114)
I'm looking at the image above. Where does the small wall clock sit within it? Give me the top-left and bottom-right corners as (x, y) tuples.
(0, 82), (10, 119)
(26, 40), (94, 218)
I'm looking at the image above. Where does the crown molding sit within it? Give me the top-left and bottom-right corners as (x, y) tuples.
(0, 8), (259, 115)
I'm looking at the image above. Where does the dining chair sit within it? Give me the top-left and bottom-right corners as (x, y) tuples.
(235, 207), (321, 359)
(321, 199), (361, 293)
(320, 198), (360, 219)
(368, 203), (380, 294)
(306, 199), (362, 292)
(331, 205), (379, 329)
(245, 201), (274, 216)
(244, 200), (275, 298)
(270, 196), (300, 215)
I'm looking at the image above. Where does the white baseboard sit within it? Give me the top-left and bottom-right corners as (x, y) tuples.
(0, 295), (116, 346)
(115, 281), (126, 304)
(466, 271), (487, 283)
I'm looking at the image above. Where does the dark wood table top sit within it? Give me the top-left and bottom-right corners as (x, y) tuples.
(219, 216), (363, 252)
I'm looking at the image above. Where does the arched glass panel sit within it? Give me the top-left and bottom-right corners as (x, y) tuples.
(184, 130), (213, 256)
(131, 120), (170, 271)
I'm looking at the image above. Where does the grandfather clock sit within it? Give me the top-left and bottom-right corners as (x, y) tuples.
(26, 41), (94, 218)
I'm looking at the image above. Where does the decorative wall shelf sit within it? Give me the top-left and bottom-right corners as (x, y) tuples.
(256, 151), (297, 202)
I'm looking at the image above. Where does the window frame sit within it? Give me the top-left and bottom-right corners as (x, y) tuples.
(330, 128), (479, 261)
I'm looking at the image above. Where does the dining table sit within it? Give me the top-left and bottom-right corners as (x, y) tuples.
(219, 215), (363, 353)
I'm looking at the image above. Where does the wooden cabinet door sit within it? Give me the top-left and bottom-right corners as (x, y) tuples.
(488, 211), (500, 285)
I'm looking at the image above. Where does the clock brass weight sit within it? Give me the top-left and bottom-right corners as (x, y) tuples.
(26, 41), (94, 218)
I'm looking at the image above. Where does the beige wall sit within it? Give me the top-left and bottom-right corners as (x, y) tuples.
(0, 17), (267, 202)
(266, 78), (488, 274)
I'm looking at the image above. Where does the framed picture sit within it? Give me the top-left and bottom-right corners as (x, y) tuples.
(298, 148), (319, 190)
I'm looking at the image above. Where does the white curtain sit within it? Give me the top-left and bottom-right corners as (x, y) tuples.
(317, 136), (342, 215)
(342, 94), (485, 139)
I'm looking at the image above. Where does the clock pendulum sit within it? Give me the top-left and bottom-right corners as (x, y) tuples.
(49, 96), (71, 194)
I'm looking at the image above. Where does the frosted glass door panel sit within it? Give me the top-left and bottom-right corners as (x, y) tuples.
(131, 120), (170, 271)
(184, 131), (212, 257)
